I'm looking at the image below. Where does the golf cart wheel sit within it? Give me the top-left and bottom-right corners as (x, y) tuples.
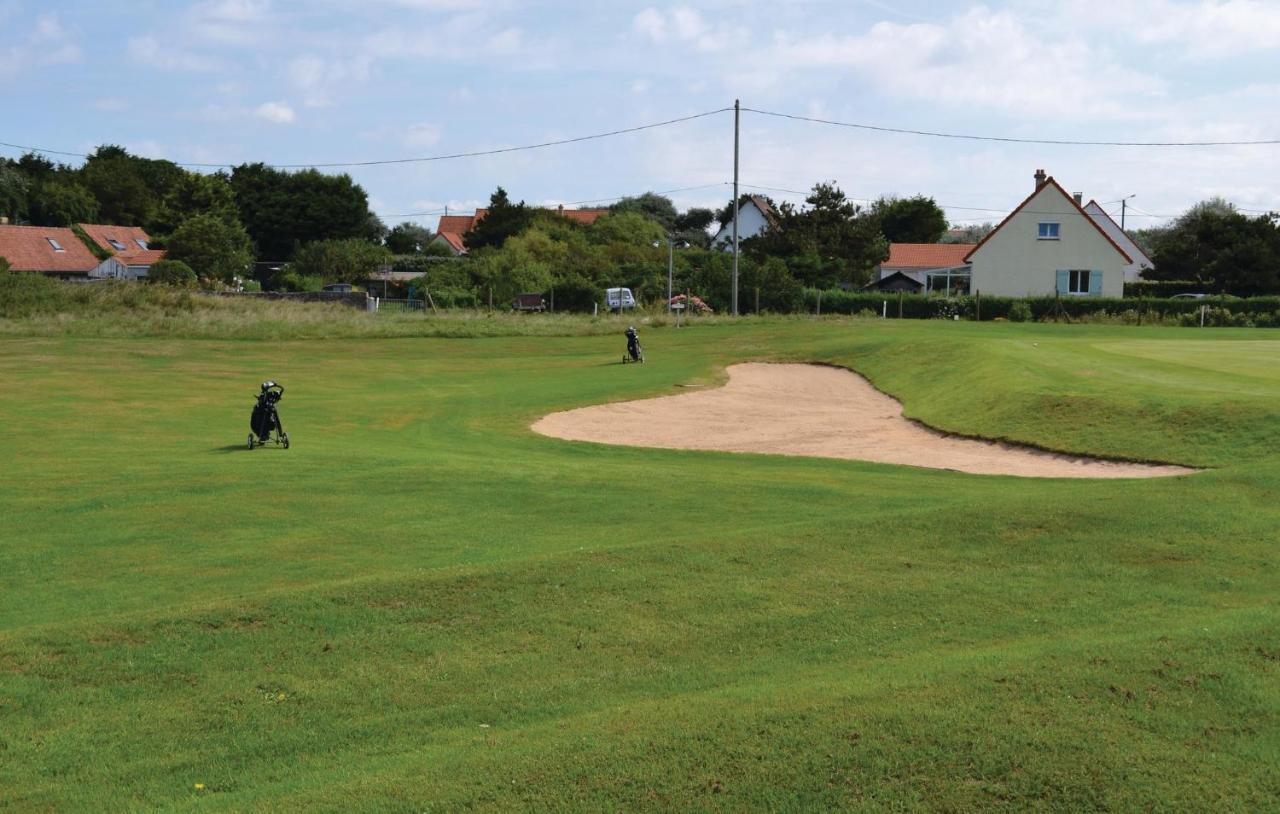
(247, 433), (255, 450)
(282, 433), (290, 450)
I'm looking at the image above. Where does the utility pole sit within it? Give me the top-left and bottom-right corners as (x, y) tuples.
(1119, 194), (1135, 230)
(732, 98), (740, 317)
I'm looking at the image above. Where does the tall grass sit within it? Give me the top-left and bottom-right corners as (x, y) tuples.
(0, 274), (745, 339)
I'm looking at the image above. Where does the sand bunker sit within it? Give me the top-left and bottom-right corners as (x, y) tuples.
(532, 363), (1196, 478)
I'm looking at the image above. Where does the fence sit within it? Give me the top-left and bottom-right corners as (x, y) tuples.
(210, 290), (368, 309)
(369, 297), (426, 314)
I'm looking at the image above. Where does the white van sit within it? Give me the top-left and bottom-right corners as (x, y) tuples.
(606, 287), (637, 311)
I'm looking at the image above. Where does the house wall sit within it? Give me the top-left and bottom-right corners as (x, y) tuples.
(712, 203), (770, 249)
(969, 186), (1127, 298)
(1083, 202), (1152, 283)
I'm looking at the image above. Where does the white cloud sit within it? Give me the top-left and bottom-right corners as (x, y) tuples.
(403, 123), (443, 148)
(767, 7), (1165, 119)
(632, 6), (741, 52)
(1044, 0), (1280, 58)
(254, 101), (296, 124)
(127, 35), (221, 71)
(187, 0), (274, 45)
(286, 54), (373, 106)
(0, 12), (81, 74)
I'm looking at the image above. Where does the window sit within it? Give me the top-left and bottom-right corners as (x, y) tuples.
(46, 237), (65, 252)
(134, 238), (148, 250)
(1068, 269), (1091, 294)
(108, 238), (127, 251)
(1038, 222), (1060, 240)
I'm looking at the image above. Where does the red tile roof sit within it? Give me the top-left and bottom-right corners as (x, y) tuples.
(964, 177), (1133, 264)
(882, 243), (975, 269)
(434, 206), (611, 253)
(0, 225), (100, 273)
(77, 223), (165, 266)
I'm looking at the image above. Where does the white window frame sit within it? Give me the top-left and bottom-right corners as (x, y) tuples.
(1067, 269), (1091, 295)
(1038, 222), (1060, 240)
(134, 238), (148, 250)
(46, 237), (65, 252)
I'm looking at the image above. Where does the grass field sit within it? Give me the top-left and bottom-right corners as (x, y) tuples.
(1, 318), (1277, 811)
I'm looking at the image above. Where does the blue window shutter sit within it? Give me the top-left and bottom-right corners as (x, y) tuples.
(1056, 270), (1069, 294)
(1089, 270), (1103, 296)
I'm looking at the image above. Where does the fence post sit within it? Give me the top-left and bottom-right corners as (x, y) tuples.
(816, 290), (822, 317)
(549, 287), (554, 314)
(754, 286), (760, 315)
(897, 291), (903, 319)
(975, 290), (981, 321)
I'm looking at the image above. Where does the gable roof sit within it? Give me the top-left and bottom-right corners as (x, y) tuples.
(883, 243), (975, 269)
(1082, 200), (1153, 268)
(77, 223), (165, 267)
(0, 225), (100, 273)
(963, 177), (1132, 264)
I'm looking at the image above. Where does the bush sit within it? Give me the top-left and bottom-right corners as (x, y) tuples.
(1008, 301), (1032, 322)
(147, 259), (197, 288)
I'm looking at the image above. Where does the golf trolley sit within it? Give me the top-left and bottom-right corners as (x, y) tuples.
(622, 326), (644, 364)
(247, 381), (289, 450)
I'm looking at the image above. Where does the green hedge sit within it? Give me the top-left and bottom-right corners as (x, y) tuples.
(1123, 280), (1205, 298)
(801, 288), (1280, 322)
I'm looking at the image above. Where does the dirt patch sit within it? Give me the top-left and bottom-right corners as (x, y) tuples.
(532, 363), (1196, 478)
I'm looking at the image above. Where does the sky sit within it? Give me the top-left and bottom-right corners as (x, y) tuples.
(3, 0), (1280, 232)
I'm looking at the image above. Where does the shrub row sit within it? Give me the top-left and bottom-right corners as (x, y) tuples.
(801, 288), (1280, 322)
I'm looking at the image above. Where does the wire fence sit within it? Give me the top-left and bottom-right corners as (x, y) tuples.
(370, 298), (426, 314)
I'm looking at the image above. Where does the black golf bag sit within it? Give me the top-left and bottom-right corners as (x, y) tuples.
(623, 327), (644, 364)
(248, 381), (288, 449)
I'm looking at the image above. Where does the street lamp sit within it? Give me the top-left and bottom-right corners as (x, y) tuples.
(654, 236), (689, 312)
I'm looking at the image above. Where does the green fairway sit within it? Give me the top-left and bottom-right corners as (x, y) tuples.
(1, 319), (1277, 811)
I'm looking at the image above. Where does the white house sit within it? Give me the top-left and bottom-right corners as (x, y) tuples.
(1082, 200), (1154, 283)
(712, 195), (778, 250)
(965, 170), (1132, 298)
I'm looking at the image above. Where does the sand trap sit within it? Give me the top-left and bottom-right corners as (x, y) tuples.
(532, 363), (1196, 478)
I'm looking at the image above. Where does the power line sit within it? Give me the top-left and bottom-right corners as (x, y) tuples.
(0, 107), (733, 170)
(741, 107), (1280, 147)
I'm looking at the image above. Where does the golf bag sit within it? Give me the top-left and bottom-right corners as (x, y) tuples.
(248, 381), (289, 449)
(623, 326), (643, 364)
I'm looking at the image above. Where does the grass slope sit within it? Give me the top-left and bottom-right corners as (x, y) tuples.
(0, 320), (1276, 811)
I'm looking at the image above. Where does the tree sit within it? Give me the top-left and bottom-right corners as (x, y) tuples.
(673, 207), (716, 248)
(385, 221), (433, 255)
(1149, 205), (1280, 294)
(0, 257), (9, 274)
(749, 182), (887, 286)
(609, 193), (678, 231)
(28, 180), (100, 227)
(0, 164), (29, 221)
(229, 164), (380, 260)
(871, 195), (948, 243)
(165, 212), (254, 284)
(147, 259), (197, 287)
(942, 222), (994, 244)
(150, 172), (239, 238)
(587, 212), (667, 247)
(463, 187), (533, 251)
(80, 151), (156, 226)
(288, 239), (392, 285)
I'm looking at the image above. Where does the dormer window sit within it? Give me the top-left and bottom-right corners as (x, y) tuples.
(46, 237), (65, 252)
(108, 238), (127, 251)
(1038, 222), (1060, 240)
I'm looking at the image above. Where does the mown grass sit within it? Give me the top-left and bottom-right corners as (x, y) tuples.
(0, 319), (1276, 811)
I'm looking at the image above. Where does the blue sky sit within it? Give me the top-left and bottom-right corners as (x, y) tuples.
(4, 0), (1280, 231)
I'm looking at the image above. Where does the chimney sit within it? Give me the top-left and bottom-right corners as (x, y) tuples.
(1034, 169), (1047, 190)
(1073, 192), (1083, 205)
